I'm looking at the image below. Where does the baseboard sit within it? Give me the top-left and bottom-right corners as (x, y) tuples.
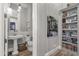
(45, 46), (61, 56)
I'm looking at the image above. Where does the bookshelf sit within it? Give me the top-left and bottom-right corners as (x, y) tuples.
(61, 4), (79, 55)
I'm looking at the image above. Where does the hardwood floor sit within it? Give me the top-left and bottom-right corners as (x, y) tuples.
(50, 48), (76, 56)
(17, 50), (32, 56)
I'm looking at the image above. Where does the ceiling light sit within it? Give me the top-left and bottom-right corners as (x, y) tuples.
(17, 4), (22, 12)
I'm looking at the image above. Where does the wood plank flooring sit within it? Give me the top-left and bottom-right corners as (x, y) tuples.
(17, 50), (32, 56)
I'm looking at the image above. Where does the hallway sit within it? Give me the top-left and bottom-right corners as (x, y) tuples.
(0, 3), (79, 56)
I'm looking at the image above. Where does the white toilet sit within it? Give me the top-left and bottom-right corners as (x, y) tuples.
(25, 35), (32, 51)
(27, 41), (32, 51)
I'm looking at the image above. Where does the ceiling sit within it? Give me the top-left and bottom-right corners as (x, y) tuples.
(10, 3), (32, 10)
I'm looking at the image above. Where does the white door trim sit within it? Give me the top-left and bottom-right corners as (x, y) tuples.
(32, 3), (38, 56)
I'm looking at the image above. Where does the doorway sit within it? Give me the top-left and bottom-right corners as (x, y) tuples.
(4, 3), (33, 56)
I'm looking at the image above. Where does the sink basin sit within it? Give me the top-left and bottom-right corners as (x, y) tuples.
(8, 35), (24, 40)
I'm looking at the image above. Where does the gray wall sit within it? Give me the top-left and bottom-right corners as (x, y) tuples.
(20, 4), (32, 36)
(47, 3), (67, 51)
(37, 4), (48, 56)
(37, 3), (67, 56)
(0, 3), (4, 56)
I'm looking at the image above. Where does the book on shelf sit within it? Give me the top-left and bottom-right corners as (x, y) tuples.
(62, 42), (77, 52)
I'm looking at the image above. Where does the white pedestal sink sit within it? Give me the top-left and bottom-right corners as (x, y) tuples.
(8, 35), (23, 39)
(8, 35), (24, 55)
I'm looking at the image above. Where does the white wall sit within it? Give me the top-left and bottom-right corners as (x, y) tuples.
(37, 4), (48, 56)
(37, 3), (67, 56)
(32, 3), (38, 56)
(20, 4), (32, 36)
(20, 8), (28, 32)
(0, 3), (4, 56)
(46, 3), (67, 51)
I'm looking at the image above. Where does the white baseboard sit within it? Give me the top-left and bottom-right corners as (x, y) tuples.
(45, 46), (61, 56)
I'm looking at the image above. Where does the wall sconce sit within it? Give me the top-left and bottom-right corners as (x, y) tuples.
(17, 4), (22, 12)
(7, 7), (12, 15)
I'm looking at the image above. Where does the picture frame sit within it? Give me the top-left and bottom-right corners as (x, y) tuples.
(47, 16), (58, 37)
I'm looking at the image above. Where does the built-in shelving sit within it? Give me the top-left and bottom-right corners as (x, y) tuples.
(61, 4), (79, 55)
(62, 47), (77, 56)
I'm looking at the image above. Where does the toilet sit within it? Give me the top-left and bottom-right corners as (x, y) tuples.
(27, 41), (32, 51)
(25, 35), (32, 51)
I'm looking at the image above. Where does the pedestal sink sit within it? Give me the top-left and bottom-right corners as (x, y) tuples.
(8, 35), (24, 55)
(8, 35), (24, 40)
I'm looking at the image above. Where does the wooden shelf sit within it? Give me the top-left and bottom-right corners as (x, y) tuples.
(62, 28), (77, 31)
(63, 21), (77, 24)
(62, 41), (77, 46)
(60, 4), (78, 12)
(62, 36), (77, 38)
(63, 14), (77, 19)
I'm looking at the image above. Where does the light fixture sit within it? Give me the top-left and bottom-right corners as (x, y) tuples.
(7, 7), (12, 15)
(17, 4), (22, 12)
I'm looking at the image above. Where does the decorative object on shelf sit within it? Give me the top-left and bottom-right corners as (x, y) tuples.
(67, 4), (70, 7)
(62, 42), (77, 52)
(47, 16), (58, 37)
(63, 11), (67, 17)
